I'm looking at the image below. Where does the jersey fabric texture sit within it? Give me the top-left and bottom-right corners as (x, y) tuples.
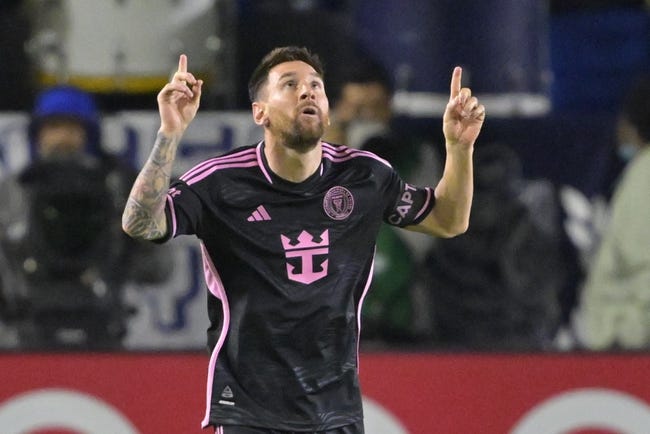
(160, 141), (434, 431)
(215, 419), (364, 433)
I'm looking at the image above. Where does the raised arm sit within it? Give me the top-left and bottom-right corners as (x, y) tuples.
(122, 54), (203, 240)
(411, 66), (485, 237)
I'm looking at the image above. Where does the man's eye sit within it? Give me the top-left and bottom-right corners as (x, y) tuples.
(284, 81), (295, 88)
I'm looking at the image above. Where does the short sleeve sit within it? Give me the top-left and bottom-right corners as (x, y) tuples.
(158, 179), (204, 242)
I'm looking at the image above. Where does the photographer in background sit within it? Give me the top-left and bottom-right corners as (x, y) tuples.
(324, 56), (442, 343)
(573, 75), (650, 350)
(0, 85), (170, 350)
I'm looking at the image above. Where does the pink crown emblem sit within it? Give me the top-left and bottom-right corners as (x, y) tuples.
(281, 230), (329, 251)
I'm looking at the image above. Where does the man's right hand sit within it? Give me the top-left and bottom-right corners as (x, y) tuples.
(157, 54), (203, 137)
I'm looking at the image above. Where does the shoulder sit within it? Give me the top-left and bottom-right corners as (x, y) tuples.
(321, 142), (392, 170)
(614, 148), (650, 197)
(177, 143), (261, 187)
(626, 147), (650, 179)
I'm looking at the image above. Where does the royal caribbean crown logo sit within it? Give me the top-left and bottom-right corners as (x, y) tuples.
(280, 230), (329, 284)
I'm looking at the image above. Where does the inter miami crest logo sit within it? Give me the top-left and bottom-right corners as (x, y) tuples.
(323, 186), (354, 220)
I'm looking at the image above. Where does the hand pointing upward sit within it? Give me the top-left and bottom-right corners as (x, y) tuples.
(157, 54), (204, 136)
(443, 66), (486, 150)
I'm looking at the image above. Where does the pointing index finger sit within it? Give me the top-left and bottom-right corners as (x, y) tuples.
(450, 66), (462, 101)
(178, 54), (188, 73)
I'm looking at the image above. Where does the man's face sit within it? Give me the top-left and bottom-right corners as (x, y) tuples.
(335, 82), (392, 124)
(254, 60), (330, 150)
(37, 118), (87, 159)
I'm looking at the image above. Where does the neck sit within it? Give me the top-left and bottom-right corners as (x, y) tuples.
(263, 135), (322, 183)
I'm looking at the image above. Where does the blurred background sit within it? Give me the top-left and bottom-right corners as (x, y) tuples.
(1, 0), (649, 353)
(1, 1), (650, 432)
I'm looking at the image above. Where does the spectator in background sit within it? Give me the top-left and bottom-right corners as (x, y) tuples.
(573, 76), (650, 350)
(0, 85), (170, 350)
(325, 56), (394, 150)
(324, 56), (442, 343)
(426, 143), (567, 350)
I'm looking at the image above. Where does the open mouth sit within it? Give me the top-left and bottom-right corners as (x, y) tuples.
(300, 105), (319, 116)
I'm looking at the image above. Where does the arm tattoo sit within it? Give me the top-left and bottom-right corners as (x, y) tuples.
(122, 132), (179, 240)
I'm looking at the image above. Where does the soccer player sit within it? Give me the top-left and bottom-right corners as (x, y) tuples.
(122, 47), (485, 433)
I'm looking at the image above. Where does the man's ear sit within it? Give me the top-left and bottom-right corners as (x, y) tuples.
(252, 102), (267, 126)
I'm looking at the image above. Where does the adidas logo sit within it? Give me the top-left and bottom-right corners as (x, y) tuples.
(219, 385), (235, 406)
(221, 386), (234, 399)
(247, 205), (271, 222)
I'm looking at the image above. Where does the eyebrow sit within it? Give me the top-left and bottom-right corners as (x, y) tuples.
(278, 71), (322, 82)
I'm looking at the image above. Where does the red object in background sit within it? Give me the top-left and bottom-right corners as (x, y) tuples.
(0, 352), (649, 433)
(358, 352), (650, 433)
(0, 353), (208, 433)
(567, 430), (623, 434)
(30, 430), (82, 434)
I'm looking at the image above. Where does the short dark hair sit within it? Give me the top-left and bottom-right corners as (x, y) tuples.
(247, 46), (325, 103)
(330, 55), (394, 106)
(342, 57), (393, 94)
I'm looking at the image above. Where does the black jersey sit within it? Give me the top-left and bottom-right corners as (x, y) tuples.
(161, 141), (434, 431)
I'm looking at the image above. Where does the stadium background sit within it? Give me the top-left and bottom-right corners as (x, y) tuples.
(1, 1), (649, 432)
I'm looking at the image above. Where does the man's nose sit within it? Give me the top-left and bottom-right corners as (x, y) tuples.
(299, 83), (315, 99)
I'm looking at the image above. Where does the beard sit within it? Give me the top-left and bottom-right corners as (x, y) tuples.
(284, 120), (324, 151)
(269, 108), (325, 152)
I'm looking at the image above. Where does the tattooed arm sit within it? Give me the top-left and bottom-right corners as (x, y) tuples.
(122, 54), (203, 240)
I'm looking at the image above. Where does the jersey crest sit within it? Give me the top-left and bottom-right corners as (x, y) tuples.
(323, 186), (354, 220)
